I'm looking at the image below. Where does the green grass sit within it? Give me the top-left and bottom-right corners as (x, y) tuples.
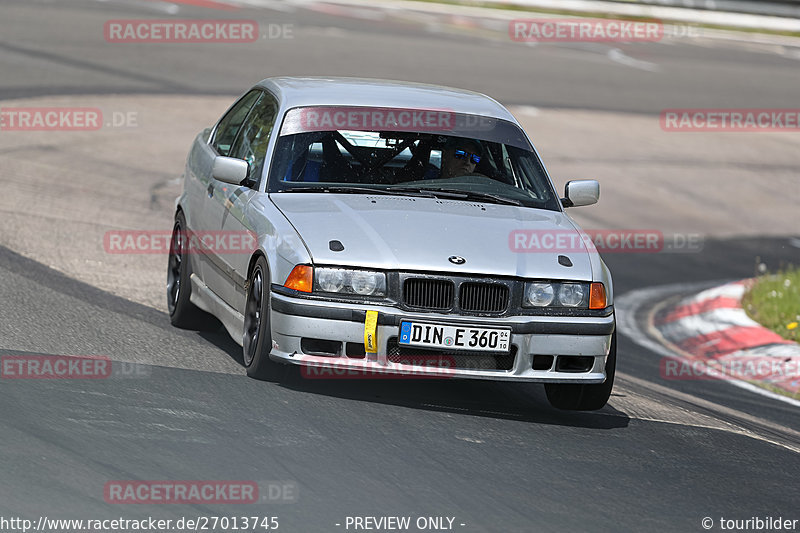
(756, 382), (800, 402)
(742, 267), (800, 343)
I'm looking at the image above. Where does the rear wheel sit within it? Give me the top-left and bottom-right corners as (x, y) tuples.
(167, 211), (218, 330)
(545, 331), (616, 411)
(243, 256), (283, 379)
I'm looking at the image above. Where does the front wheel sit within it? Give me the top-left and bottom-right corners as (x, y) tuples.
(242, 256), (283, 379)
(167, 211), (218, 330)
(545, 331), (616, 411)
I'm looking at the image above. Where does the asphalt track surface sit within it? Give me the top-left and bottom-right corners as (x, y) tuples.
(1, 0), (799, 531)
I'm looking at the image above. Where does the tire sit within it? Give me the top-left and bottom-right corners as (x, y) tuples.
(242, 255), (283, 379)
(545, 331), (617, 411)
(167, 211), (218, 330)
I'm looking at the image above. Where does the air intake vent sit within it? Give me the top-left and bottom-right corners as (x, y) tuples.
(387, 338), (516, 371)
(403, 278), (454, 310)
(459, 283), (509, 313)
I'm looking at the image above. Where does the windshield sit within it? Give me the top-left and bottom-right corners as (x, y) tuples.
(268, 106), (561, 211)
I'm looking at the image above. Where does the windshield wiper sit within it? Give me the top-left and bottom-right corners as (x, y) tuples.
(440, 189), (522, 206)
(389, 187), (523, 206)
(276, 186), (522, 205)
(276, 186), (427, 196)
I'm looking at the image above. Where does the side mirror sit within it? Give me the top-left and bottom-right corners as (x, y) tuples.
(212, 156), (249, 186)
(561, 179), (599, 208)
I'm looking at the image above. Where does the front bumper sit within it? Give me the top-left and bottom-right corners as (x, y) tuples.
(268, 292), (615, 383)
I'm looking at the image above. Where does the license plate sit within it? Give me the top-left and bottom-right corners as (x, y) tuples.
(398, 321), (511, 353)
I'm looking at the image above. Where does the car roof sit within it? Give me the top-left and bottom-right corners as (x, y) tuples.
(256, 76), (519, 124)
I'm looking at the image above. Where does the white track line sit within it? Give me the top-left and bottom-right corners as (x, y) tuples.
(95, 0), (181, 14)
(607, 48), (660, 72)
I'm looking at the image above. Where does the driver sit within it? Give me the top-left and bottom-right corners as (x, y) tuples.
(416, 137), (483, 179)
(440, 137), (483, 179)
(439, 137), (483, 179)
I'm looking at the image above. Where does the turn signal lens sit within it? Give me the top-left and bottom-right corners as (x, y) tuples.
(284, 265), (313, 293)
(589, 282), (607, 310)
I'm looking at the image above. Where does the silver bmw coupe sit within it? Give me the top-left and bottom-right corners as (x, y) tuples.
(168, 77), (616, 410)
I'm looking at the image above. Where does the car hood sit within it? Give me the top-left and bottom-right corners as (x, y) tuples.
(270, 193), (594, 280)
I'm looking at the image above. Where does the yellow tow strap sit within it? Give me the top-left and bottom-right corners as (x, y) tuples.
(364, 310), (378, 355)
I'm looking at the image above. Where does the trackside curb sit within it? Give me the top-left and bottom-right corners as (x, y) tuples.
(652, 280), (800, 398)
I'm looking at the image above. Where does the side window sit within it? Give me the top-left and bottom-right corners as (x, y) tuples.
(229, 92), (279, 185)
(211, 90), (261, 156)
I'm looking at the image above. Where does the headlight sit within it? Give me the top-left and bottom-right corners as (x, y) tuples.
(350, 271), (381, 295)
(525, 283), (555, 307)
(557, 283), (585, 307)
(524, 281), (591, 308)
(316, 268), (345, 292)
(313, 267), (387, 297)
